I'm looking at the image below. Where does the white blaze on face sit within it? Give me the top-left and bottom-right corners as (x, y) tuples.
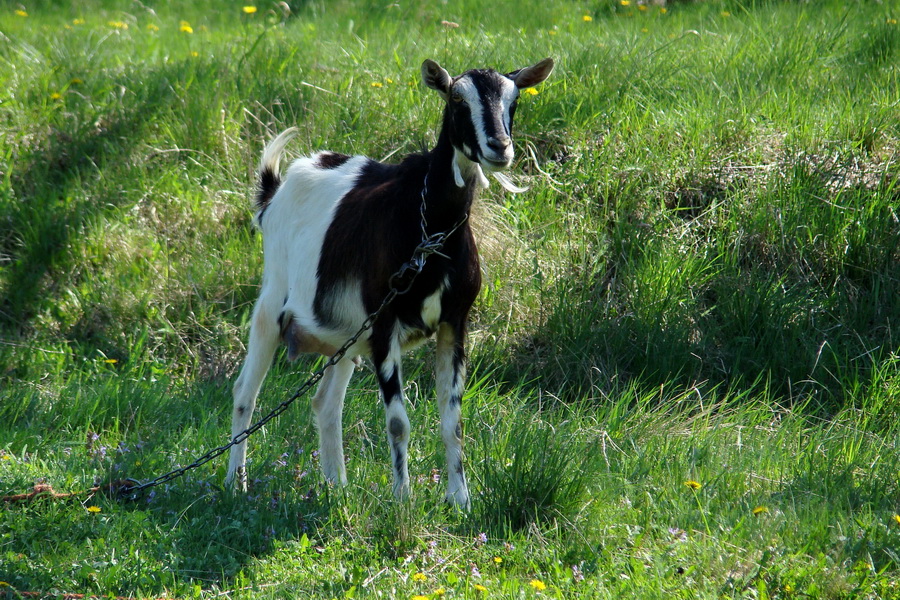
(452, 74), (519, 169)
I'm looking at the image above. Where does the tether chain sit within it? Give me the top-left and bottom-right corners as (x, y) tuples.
(117, 173), (468, 498)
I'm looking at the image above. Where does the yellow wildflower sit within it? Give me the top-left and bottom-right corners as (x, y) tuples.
(493, 556), (503, 564)
(371, 82), (383, 88)
(412, 572), (427, 582)
(15, 9), (28, 17)
(474, 584), (487, 593)
(50, 92), (63, 100)
(582, 15), (593, 22)
(684, 480), (702, 490)
(433, 589), (446, 597)
(243, 6), (258, 14)
(86, 505), (101, 513)
(892, 514), (900, 526)
(620, 0), (631, 5)
(549, 29), (557, 35)
(523, 87), (538, 96)
(641, 27), (649, 33)
(529, 579), (547, 591)
(888, 18), (898, 25)
(190, 51), (199, 57)
(412, 596), (429, 600)
(660, 7), (668, 14)
(721, 11), (731, 17)
(638, 5), (647, 11)
(147, 23), (159, 31)
(108, 20), (128, 29)
(73, 18), (85, 25)
(752, 506), (768, 516)
(180, 22), (193, 33)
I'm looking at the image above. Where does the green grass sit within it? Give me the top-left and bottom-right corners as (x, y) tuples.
(2, 0), (899, 598)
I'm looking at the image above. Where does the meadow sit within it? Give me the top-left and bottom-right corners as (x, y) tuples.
(1, 0), (899, 597)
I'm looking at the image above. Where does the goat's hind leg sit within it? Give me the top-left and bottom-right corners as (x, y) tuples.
(226, 299), (280, 491)
(311, 356), (355, 486)
(435, 322), (470, 509)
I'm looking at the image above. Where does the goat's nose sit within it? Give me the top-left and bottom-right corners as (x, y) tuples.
(487, 136), (511, 152)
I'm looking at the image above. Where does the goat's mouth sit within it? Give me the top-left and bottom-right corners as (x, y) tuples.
(479, 156), (512, 172)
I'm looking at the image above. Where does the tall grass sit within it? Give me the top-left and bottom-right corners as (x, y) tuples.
(2, 0), (899, 598)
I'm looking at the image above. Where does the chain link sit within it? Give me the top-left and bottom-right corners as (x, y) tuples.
(118, 174), (467, 498)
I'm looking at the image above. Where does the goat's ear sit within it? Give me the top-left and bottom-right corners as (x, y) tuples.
(508, 57), (554, 89)
(422, 59), (452, 99)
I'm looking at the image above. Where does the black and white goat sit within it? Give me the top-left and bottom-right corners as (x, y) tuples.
(226, 57), (554, 508)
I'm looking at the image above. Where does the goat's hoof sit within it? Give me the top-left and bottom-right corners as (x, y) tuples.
(445, 490), (471, 512)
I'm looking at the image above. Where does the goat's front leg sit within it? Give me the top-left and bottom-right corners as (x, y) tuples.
(227, 300), (280, 491)
(311, 356), (356, 485)
(373, 329), (411, 500)
(435, 322), (470, 509)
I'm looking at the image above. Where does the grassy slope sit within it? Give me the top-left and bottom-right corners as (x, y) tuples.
(1, 0), (899, 598)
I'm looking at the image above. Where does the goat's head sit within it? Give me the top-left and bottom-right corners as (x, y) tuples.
(422, 58), (554, 184)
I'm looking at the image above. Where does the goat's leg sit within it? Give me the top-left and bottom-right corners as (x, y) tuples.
(226, 300), (280, 491)
(435, 322), (470, 509)
(373, 330), (411, 500)
(311, 356), (355, 485)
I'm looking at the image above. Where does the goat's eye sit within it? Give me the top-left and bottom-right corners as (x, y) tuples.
(451, 92), (464, 104)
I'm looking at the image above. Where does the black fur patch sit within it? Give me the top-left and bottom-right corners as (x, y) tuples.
(388, 416), (406, 439)
(255, 166), (280, 223)
(316, 152), (352, 170)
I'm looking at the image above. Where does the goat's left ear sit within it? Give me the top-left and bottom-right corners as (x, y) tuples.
(422, 59), (452, 99)
(508, 57), (555, 89)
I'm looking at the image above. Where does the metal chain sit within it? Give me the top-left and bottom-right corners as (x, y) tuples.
(118, 173), (468, 498)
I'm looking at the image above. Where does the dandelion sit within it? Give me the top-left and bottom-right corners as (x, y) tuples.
(147, 23), (159, 31)
(523, 87), (539, 96)
(15, 9), (27, 17)
(190, 51), (199, 57)
(412, 572), (427, 583)
(892, 514), (900, 526)
(660, 7), (668, 14)
(243, 6), (258, 14)
(888, 18), (898, 25)
(582, 15), (593, 22)
(73, 18), (85, 25)
(493, 556), (503, 564)
(473, 584), (488, 593)
(641, 27), (649, 33)
(412, 596), (429, 600)
(529, 579), (547, 591)
(180, 21), (193, 33)
(620, 0), (631, 5)
(433, 589), (446, 597)
(86, 505), (101, 513)
(50, 92), (63, 101)
(684, 480), (702, 490)
(108, 21), (128, 29)
(753, 506), (768, 516)
(638, 5), (647, 11)
(371, 82), (383, 88)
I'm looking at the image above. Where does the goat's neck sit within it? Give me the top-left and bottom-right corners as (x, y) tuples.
(422, 124), (484, 232)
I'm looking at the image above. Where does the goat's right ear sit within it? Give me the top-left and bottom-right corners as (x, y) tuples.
(422, 59), (452, 99)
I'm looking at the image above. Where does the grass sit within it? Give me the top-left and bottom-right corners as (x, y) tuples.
(1, 0), (899, 598)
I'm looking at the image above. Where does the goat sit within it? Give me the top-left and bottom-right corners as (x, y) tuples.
(226, 57), (554, 508)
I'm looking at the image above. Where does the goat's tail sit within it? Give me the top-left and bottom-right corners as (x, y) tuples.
(255, 127), (299, 212)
